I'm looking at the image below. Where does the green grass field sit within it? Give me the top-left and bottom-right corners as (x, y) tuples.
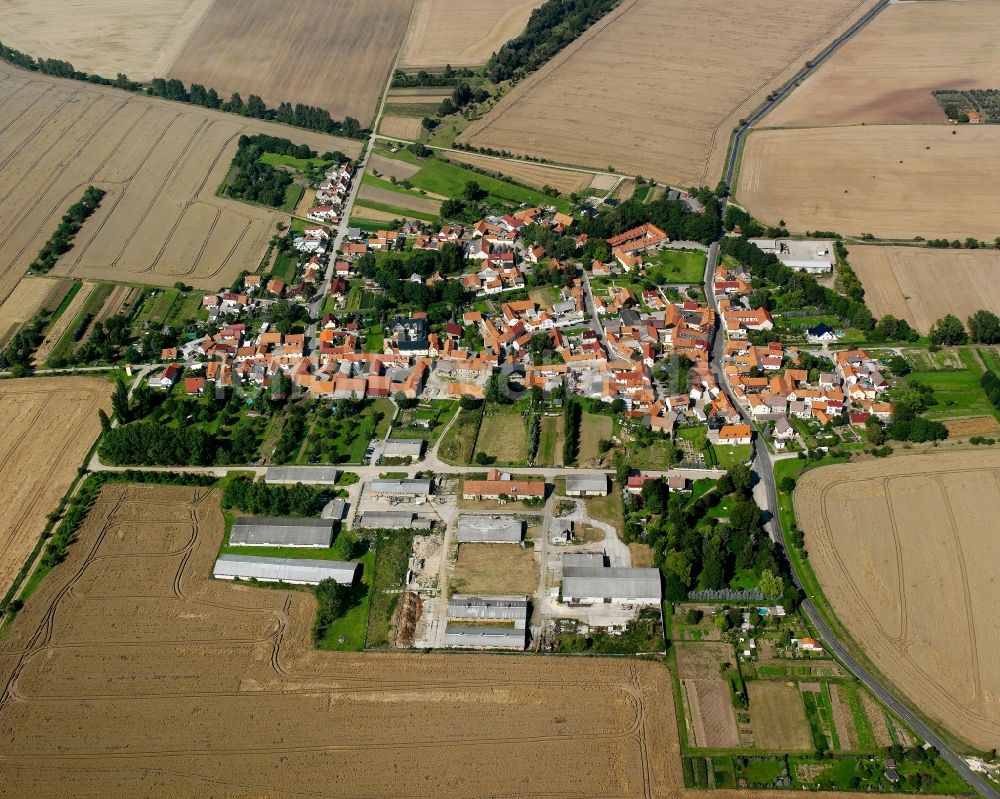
(909, 349), (995, 420)
(378, 147), (571, 212)
(132, 287), (180, 332)
(353, 198), (437, 223)
(647, 249), (706, 284)
(259, 152), (334, 170)
(270, 251), (298, 283)
(364, 531), (418, 648)
(281, 182), (304, 214)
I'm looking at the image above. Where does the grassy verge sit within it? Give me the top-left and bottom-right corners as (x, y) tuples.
(364, 531), (418, 648)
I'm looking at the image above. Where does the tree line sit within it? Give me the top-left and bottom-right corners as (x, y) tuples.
(224, 138), (294, 208)
(222, 476), (328, 517)
(30, 186), (105, 274)
(391, 66), (474, 88)
(563, 396), (582, 465)
(0, 41), (365, 139)
(485, 0), (621, 82)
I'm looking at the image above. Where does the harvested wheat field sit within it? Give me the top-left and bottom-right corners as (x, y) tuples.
(0, 63), (359, 301)
(737, 125), (1000, 241)
(31, 282), (96, 364)
(399, 0), (540, 68)
(0, 0), (213, 81)
(0, 482), (682, 797)
(848, 246), (1000, 334)
(0, 377), (109, 598)
(944, 416), (1000, 439)
(459, 0), (879, 185)
(767, 0), (1000, 127)
(166, 0), (415, 125)
(0, 276), (71, 347)
(445, 152), (592, 195)
(357, 185), (441, 216)
(675, 642), (740, 748)
(796, 452), (1000, 749)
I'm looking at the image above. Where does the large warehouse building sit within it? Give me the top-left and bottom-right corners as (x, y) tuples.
(229, 517), (335, 548)
(213, 555), (358, 586)
(264, 466), (340, 484)
(443, 594), (528, 650)
(456, 516), (523, 544)
(561, 557), (661, 605)
(357, 511), (433, 530)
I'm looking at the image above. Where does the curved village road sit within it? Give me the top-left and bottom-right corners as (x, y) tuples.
(704, 223), (998, 799)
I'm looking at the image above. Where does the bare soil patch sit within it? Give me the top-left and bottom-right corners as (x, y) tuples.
(166, 0), (415, 125)
(676, 642), (739, 748)
(451, 542), (538, 596)
(368, 153), (421, 182)
(944, 417), (1000, 439)
(459, 0), (879, 185)
(0, 483), (682, 797)
(378, 115), (424, 140)
(0, 63), (359, 301)
(629, 543), (654, 568)
(848, 246), (1000, 334)
(748, 682), (813, 751)
(796, 452), (1000, 749)
(767, 0), (1000, 127)
(0, 0), (214, 81)
(445, 152), (592, 195)
(399, 0), (541, 68)
(829, 684), (858, 751)
(737, 125), (1000, 240)
(357, 185), (441, 215)
(0, 377), (110, 597)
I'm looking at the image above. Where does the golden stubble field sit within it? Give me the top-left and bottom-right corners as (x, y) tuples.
(848, 246), (1000, 334)
(767, 0), (1000, 127)
(165, 0), (415, 126)
(736, 125), (1000, 241)
(0, 377), (110, 598)
(0, 482), (681, 797)
(445, 151), (593, 194)
(459, 0), (879, 186)
(0, 63), (359, 303)
(0, 0), (214, 81)
(796, 452), (1000, 750)
(399, 0), (541, 68)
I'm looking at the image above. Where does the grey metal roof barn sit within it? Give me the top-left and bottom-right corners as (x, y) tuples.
(448, 595), (528, 627)
(229, 517), (335, 548)
(565, 473), (609, 495)
(213, 554), (358, 586)
(456, 515), (523, 543)
(265, 466), (340, 484)
(562, 565), (661, 604)
(443, 624), (527, 650)
(357, 511), (434, 530)
(322, 499), (347, 520)
(369, 478), (433, 495)
(562, 553), (606, 568)
(382, 439), (424, 458)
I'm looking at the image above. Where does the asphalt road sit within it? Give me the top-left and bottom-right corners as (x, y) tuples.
(704, 189), (998, 799)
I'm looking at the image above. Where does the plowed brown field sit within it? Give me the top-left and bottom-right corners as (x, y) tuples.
(459, 0), (878, 185)
(0, 377), (110, 598)
(796, 453), (1000, 749)
(0, 63), (359, 302)
(399, 0), (541, 68)
(847, 246), (1000, 334)
(0, 482), (682, 797)
(767, 0), (1000, 127)
(165, 0), (415, 126)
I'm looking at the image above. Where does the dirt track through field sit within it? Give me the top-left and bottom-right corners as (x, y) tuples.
(0, 63), (359, 302)
(796, 452), (1000, 749)
(0, 377), (109, 599)
(459, 0), (879, 185)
